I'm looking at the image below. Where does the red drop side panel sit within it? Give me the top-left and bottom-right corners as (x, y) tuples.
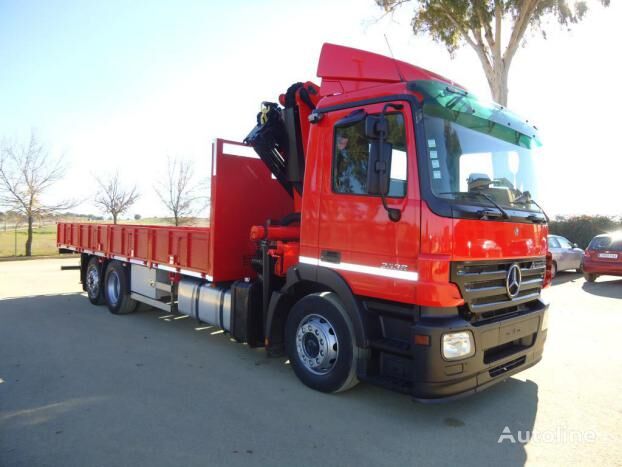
(57, 139), (292, 282)
(208, 139), (293, 282)
(57, 223), (212, 275)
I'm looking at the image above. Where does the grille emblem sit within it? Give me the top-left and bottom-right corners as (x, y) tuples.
(506, 264), (522, 299)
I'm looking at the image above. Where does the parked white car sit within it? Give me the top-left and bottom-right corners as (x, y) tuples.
(547, 235), (584, 276)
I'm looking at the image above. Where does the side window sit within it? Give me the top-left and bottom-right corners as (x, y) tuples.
(557, 237), (572, 249)
(333, 112), (407, 197)
(548, 237), (560, 249)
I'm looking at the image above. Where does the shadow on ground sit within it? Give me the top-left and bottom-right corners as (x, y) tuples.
(582, 277), (622, 298)
(552, 271), (582, 286)
(0, 293), (538, 467)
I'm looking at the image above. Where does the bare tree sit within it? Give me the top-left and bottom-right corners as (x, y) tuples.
(94, 172), (139, 224)
(0, 132), (76, 256)
(155, 156), (202, 226)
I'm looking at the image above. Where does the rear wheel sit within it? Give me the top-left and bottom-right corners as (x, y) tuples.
(85, 257), (105, 305)
(104, 261), (137, 314)
(551, 261), (558, 278)
(285, 292), (359, 393)
(584, 273), (597, 283)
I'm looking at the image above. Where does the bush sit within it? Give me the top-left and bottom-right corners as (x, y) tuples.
(549, 215), (622, 249)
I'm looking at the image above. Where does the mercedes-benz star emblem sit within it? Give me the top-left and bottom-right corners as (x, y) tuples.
(506, 264), (522, 299)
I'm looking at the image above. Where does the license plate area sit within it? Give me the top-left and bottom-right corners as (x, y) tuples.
(498, 316), (539, 344)
(598, 253), (618, 259)
(479, 315), (540, 364)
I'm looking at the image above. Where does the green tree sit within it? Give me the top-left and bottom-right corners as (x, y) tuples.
(549, 215), (621, 249)
(376, 0), (609, 105)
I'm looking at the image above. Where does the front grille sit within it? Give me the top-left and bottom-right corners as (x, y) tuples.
(451, 258), (545, 322)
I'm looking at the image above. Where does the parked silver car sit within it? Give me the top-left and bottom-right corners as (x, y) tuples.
(547, 235), (584, 276)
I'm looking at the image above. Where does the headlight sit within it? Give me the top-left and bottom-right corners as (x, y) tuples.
(442, 331), (475, 360)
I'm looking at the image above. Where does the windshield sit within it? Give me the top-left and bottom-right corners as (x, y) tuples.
(415, 80), (542, 212)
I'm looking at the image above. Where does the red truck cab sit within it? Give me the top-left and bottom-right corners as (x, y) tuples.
(59, 44), (550, 401)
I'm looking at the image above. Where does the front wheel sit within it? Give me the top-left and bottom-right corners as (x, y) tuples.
(104, 261), (138, 315)
(285, 292), (359, 393)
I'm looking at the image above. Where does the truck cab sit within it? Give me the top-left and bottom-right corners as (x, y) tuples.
(251, 44), (550, 399)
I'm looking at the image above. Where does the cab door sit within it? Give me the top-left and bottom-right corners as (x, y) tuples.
(315, 100), (420, 303)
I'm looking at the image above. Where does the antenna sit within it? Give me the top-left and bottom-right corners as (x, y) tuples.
(384, 34), (405, 82)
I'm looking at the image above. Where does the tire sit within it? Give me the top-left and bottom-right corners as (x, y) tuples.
(551, 262), (557, 278)
(85, 257), (105, 305)
(104, 261), (138, 315)
(584, 273), (597, 283)
(285, 292), (359, 393)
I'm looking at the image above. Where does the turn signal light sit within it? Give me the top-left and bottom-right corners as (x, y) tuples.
(414, 334), (430, 346)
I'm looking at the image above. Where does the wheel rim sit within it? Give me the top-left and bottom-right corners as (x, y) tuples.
(296, 314), (339, 375)
(107, 270), (121, 306)
(86, 265), (100, 298)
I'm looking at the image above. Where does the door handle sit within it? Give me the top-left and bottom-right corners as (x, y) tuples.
(320, 250), (341, 264)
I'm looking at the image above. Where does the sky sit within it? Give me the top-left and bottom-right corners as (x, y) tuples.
(1, 0), (620, 219)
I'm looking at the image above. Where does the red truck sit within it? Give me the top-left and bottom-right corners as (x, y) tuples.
(58, 43), (551, 401)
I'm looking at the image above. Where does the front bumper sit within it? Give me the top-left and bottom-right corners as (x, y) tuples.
(410, 299), (548, 401)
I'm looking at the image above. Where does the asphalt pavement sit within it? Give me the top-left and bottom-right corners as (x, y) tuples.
(1, 258), (621, 467)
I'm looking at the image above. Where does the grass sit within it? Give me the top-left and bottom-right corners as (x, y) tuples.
(0, 224), (59, 257)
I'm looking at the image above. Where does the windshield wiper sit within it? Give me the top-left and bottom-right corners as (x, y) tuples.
(439, 191), (510, 220)
(514, 191), (549, 223)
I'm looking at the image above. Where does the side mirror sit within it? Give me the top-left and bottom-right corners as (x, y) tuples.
(364, 106), (402, 222)
(367, 140), (393, 195)
(365, 113), (391, 196)
(365, 115), (388, 139)
(572, 243), (579, 249)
